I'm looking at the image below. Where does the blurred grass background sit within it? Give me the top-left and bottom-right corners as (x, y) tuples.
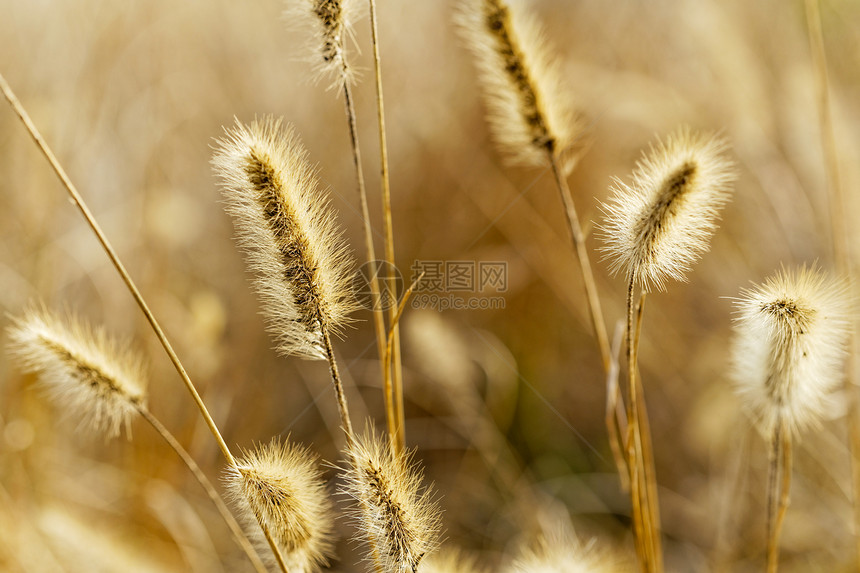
(1, 0), (860, 570)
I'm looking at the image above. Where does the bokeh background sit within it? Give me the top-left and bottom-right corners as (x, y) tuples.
(2, 0), (860, 571)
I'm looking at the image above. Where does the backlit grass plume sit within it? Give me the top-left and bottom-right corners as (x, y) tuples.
(6, 307), (146, 438)
(226, 439), (335, 572)
(344, 427), (441, 572)
(506, 532), (624, 573)
(287, 0), (361, 87)
(600, 128), (736, 292)
(213, 117), (356, 360)
(456, 0), (582, 169)
(424, 548), (486, 573)
(731, 266), (851, 437)
(731, 266), (851, 572)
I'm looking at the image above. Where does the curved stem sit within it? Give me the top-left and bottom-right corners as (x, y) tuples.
(366, 0), (405, 454)
(340, 72), (393, 447)
(548, 153), (611, 373)
(0, 73), (234, 467)
(321, 323), (355, 445)
(136, 405), (267, 573)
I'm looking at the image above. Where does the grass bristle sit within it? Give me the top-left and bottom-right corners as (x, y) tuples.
(212, 117), (356, 360)
(225, 438), (335, 572)
(344, 427), (441, 572)
(731, 265), (852, 436)
(6, 307), (146, 439)
(456, 0), (583, 169)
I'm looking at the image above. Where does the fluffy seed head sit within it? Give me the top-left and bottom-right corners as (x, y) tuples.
(344, 428), (441, 572)
(507, 530), (623, 573)
(731, 266), (852, 436)
(287, 0), (361, 87)
(424, 548), (486, 573)
(213, 117), (356, 360)
(225, 439), (335, 572)
(600, 128), (736, 291)
(6, 307), (147, 438)
(456, 0), (583, 169)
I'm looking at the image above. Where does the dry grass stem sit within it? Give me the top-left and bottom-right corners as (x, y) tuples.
(365, 0), (407, 453)
(7, 308), (266, 572)
(765, 419), (792, 573)
(0, 73), (237, 466)
(605, 320), (629, 491)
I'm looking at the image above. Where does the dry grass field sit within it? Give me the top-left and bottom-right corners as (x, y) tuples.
(2, 0), (860, 571)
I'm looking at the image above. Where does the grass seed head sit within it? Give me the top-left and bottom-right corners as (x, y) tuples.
(599, 127), (736, 291)
(456, 0), (583, 169)
(731, 265), (852, 436)
(212, 117), (356, 360)
(225, 439), (335, 572)
(6, 307), (147, 438)
(507, 529), (625, 573)
(344, 427), (441, 572)
(287, 0), (361, 87)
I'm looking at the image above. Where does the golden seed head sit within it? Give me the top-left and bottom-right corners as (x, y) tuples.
(507, 529), (625, 573)
(212, 117), (356, 360)
(731, 266), (852, 436)
(287, 0), (361, 87)
(424, 547), (486, 573)
(6, 307), (147, 438)
(456, 0), (584, 169)
(599, 127), (736, 291)
(344, 428), (441, 572)
(225, 439), (335, 572)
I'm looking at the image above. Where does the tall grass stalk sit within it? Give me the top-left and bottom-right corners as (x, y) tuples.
(366, 0), (407, 454)
(136, 405), (269, 573)
(602, 128), (735, 572)
(731, 266), (851, 570)
(0, 75), (296, 572)
(804, 0), (860, 564)
(301, 0), (394, 446)
(0, 74), (236, 466)
(7, 308), (267, 573)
